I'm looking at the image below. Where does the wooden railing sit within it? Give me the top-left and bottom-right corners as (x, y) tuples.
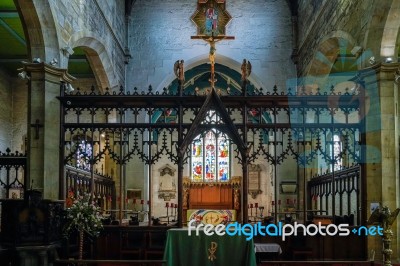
(308, 165), (360, 224)
(0, 148), (26, 198)
(65, 165), (116, 209)
(259, 261), (374, 266)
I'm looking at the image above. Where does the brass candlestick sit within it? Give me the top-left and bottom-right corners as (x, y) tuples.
(368, 206), (400, 266)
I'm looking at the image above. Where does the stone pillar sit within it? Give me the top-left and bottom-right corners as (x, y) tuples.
(22, 62), (75, 200)
(361, 63), (399, 262)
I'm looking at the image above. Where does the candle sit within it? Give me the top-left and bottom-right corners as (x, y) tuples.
(250, 203), (253, 208)
(175, 203), (178, 208)
(141, 199), (144, 204)
(271, 201), (275, 206)
(166, 202), (169, 208)
(255, 203), (259, 208)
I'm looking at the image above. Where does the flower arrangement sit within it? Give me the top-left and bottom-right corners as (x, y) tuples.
(64, 192), (103, 259)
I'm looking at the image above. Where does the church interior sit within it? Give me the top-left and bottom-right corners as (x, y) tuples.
(0, 0), (399, 265)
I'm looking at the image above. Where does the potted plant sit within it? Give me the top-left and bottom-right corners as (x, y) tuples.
(64, 192), (103, 260)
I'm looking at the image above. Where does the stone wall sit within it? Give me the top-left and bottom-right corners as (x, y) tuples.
(11, 78), (28, 153)
(296, 0), (391, 76)
(48, 0), (127, 87)
(0, 70), (12, 152)
(127, 0), (296, 91)
(0, 71), (27, 153)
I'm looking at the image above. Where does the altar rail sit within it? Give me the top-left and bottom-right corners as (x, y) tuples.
(259, 261), (374, 266)
(62, 226), (172, 261)
(55, 259), (167, 266)
(253, 227), (367, 261)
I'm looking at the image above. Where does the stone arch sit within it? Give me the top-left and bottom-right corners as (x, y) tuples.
(156, 54), (264, 91)
(69, 34), (115, 90)
(15, 0), (59, 61)
(380, 0), (400, 60)
(303, 31), (357, 92)
(306, 31), (356, 77)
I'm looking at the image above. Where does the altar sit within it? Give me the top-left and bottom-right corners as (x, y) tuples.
(163, 228), (256, 266)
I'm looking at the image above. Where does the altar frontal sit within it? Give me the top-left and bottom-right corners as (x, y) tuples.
(187, 209), (236, 225)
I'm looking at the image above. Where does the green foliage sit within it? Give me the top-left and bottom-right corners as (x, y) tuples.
(64, 193), (103, 238)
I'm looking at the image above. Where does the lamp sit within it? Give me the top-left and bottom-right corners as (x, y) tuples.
(66, 83), (74, 93)
(17, 71), (30, 80)
(368, 56), (376, 65)
(350, 46), (363, 57)
(384, 57), (393, 63)
(280, 181), (297, 194)
(61, 46), (74, 57)
(49, 58), (58, 66)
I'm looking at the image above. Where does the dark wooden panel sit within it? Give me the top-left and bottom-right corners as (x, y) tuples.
(189, 186), (233, 209)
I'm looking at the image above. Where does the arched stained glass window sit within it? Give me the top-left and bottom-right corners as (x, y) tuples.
(191, 130), (230, 182)
(75, 138), (92, 171)
(332, 134), (342, 171)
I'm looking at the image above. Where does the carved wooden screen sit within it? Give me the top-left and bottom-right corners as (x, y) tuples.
(58, 80), (366, 225)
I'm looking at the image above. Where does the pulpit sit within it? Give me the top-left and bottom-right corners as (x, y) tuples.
(0, 190), (64, 266)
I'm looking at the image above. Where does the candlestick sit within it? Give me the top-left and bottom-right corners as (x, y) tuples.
(166, 202), (170, 224)
(255, 205), (258, 221)
(174, 204), (178, 221)
(250, 203), (253, 208)
(255, 203), (259, 208)
(259, 206), (264, 218)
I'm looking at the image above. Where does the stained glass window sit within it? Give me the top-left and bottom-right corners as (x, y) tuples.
(333, 134), (342, 171)
(191, 130), (230, 182)
(76, 139), (92, 171)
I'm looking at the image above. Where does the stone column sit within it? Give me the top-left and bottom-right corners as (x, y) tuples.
(360, 62), (399, 262)
(22, 62), (75, 200)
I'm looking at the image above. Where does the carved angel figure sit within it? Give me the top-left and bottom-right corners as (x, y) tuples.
(241, 59), (252, 81)
(174, 60), (185, 82)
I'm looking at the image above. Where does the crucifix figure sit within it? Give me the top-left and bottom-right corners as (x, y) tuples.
(30, 119), (43, 139)
(191, 34), (234, 89)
